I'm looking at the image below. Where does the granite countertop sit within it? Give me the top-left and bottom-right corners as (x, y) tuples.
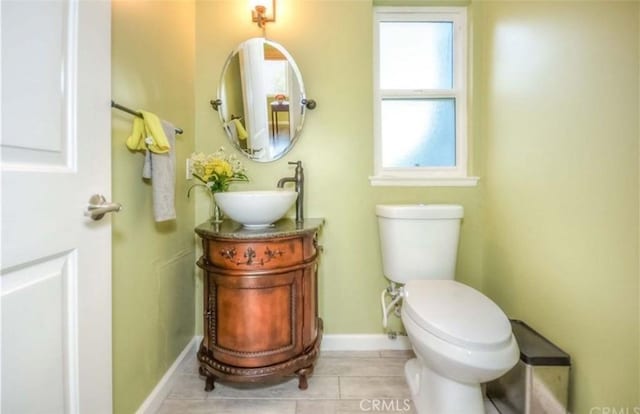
(195, 218), (324, 240)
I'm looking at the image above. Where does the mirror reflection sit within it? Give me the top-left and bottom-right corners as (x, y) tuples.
(217, 38), (307, 162)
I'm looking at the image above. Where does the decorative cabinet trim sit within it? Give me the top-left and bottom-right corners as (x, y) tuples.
(207, 239), (305, 270)
(218, 245), (286, 267)
(219, 247), (236, 261)
(265, 246), (285, 261)
(198, 320), (322, 378)
(204, 286), (216, 347)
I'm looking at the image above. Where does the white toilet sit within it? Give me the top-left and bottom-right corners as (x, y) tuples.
(376, 204), (519, 414)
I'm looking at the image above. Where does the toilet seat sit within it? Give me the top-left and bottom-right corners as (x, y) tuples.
(403, 280), (512, 351)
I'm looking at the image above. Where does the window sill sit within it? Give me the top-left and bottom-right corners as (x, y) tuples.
(369, 175), (479, 187)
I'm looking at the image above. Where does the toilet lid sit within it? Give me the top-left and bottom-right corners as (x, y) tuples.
(403, 280), (512, 350)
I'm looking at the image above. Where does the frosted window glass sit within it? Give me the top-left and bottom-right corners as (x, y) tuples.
(379, 22), (453, 90)
(263, 60), (288, 95)
(381, 99), (456, 168)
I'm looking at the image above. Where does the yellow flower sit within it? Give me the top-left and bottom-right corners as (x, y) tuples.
(212, 159), (233, 177)
(199, 163), (210, 180)
(188, 147), (248, 193)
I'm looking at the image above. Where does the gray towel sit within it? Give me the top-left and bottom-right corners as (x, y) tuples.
(142, 120), (176, 222)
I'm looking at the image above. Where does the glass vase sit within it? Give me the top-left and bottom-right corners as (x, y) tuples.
(210, 193), (223, 224)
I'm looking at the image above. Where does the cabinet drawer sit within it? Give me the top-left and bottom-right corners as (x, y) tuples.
(206, 238), (304, 270)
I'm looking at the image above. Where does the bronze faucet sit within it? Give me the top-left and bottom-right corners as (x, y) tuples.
(277, 161), (304, 223)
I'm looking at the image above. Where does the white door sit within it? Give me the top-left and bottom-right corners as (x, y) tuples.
(1, 1), (112, 413)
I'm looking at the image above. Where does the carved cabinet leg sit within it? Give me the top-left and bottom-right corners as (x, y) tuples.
(204, 375), (216, 392)
(298, 373), (308, 390)
(296, 366), (314, 390)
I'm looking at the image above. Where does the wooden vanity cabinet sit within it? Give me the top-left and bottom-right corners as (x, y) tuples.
(195, 219), (323, 391)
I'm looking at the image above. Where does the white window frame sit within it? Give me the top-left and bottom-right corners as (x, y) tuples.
(371, 7), (478, 187)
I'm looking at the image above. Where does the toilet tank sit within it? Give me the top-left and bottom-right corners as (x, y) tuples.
(376, 204), (463, 284)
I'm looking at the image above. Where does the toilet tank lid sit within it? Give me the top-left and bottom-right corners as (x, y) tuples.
(376, 204), (463, 219)
(403, 280), (512, 351)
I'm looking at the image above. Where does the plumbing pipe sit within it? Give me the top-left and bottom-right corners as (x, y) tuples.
(381, 286), (403, 329)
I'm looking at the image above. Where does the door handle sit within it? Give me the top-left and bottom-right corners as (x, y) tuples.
(85, 194), (122, 221)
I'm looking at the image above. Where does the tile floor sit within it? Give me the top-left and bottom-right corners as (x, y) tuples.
(157, 349), (500, 414)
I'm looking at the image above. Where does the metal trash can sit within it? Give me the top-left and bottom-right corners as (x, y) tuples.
(487, 320), (571, 414)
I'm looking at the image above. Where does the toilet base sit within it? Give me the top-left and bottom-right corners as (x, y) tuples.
(405, 358), (485, 414)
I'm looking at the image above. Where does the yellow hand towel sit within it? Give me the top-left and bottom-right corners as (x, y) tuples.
(126, 110), (171, 153)
(233, 118), (248, 141)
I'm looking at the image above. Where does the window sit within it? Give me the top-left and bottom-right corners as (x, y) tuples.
(263, 60), (289, 96)
(371, 7), (477, 186)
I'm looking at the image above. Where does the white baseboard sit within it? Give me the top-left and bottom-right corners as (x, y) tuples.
(321, 334), (412, 351)
(135, 336), (202, 414)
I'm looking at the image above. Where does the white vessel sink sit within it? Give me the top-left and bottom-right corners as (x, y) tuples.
(214, 190), (298, 228)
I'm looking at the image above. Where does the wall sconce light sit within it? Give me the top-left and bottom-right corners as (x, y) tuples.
(251, 0), (276, 29)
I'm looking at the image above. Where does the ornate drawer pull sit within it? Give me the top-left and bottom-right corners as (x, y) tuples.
(219, 246), (286, 266)
(220, 247), (237, 261)
(264, 246), (284, 261)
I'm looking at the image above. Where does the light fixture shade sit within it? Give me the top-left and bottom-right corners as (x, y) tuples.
(251, 0), (276, 24)
(250, 0), (270, 9)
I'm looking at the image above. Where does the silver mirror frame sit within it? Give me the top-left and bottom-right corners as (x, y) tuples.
(215, 38), (311, 163)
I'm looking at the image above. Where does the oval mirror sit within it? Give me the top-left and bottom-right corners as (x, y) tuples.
(216, 38), (310, 162)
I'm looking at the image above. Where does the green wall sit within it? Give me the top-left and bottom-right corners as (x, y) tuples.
(111, 1), (196, 413)
(475, 1), (639, 412)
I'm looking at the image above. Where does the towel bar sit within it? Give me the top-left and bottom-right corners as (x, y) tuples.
(111, 100), (183, 135)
